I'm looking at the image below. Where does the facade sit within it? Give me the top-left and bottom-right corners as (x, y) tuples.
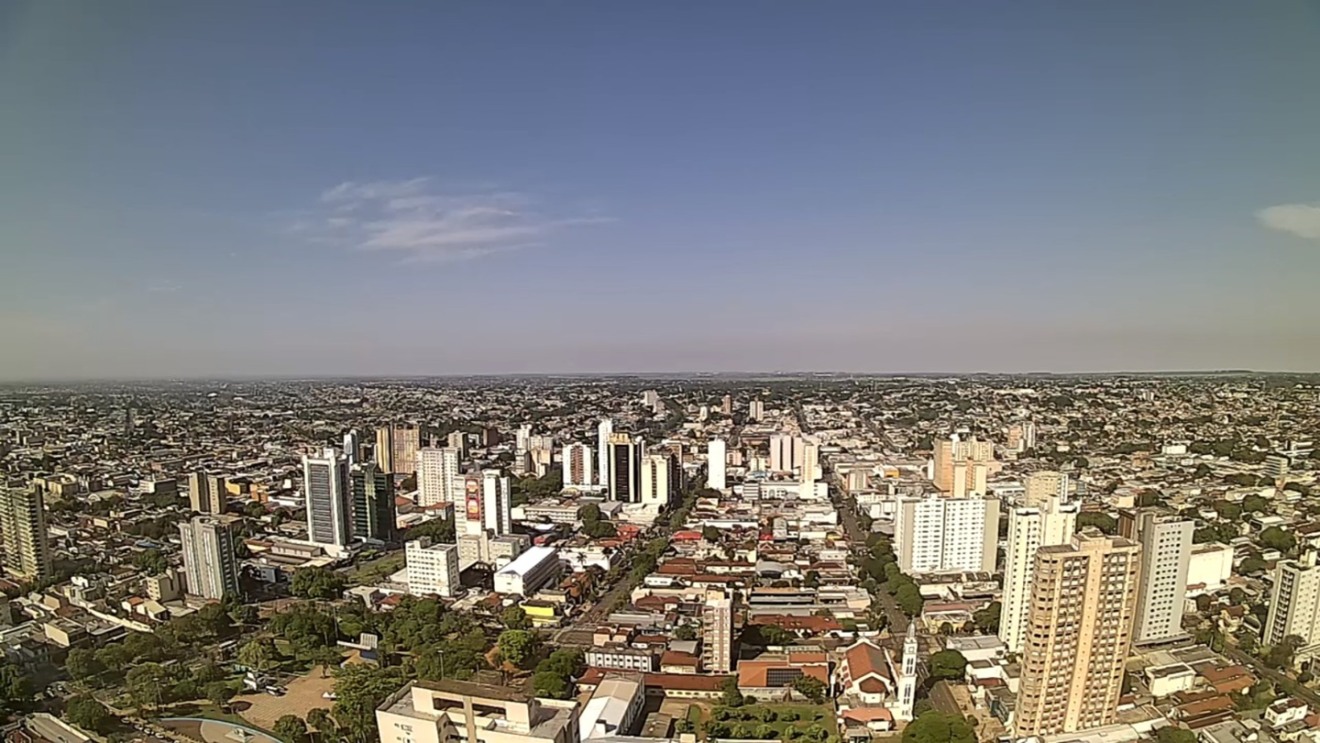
(1014, 531), (1142, 738)
(303, 447), (351, 549)
(1263, 550), (1320, 655)
(606, 433), (642, 503)
(707, 438), (727, 491)
(0, 486), (52, 581)
(351, 464), (397, 542)
(1187, 543), (1234, 595)
(596, 419), (613, 488)
(188, 471), (225, 514)
(446, 430), (467, 457)
(579, 674), (645, 740)
(748, 399), (764, 421)
(406, 538), (461, 598)
(1119, 509), (1193, 644)
(561, 443), (594, 488)
(376, 680), (579, 743)
(639, 453), (673, 507)
(493, 546), (561, 596)
(932, 435), (995, 494)
(769, 435), (805, 473)
(1023, 471), (1069, 506)
(999, 492), (1079, 653)
(893, 493), (999, 575)
(702, 589), (734, 673)
(801, 439), (820, 484)
(417, 447), (461, 507)
(584, 647), (657, 672)
(178, 514), (241, 600)
(376, 423), (429, 475)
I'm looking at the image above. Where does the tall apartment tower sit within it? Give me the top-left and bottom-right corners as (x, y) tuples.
(343, 430), (361, 466)
(768, 435), (804, 473)
(188, 471), (224, 514)
(702, 589), (734, 673)
(1015, 531), (1142, 738)
(0, 487), (52, 582)
(800, 439), (821, 485)
(1024, 471), (1069, 507)
(607, 433), (643, 503)
(639, 453), (673, 507)
(416, 447), (461, 507)
(1264, 550), (1320, 651)
(597, 419), (613, 487)
(561, 443), (594, 488)
(1119, 509), (1193, 644)
(999, 492), (1079, 653)
(457, 470), (511, 538)
(375, 423), (428, 475)
(721, 395), (733, 416)
(178, 514), (241, 600)
(405, 538), (461, 598)
(707, 438), (727, 491)
(932, 434), (995, 494)
(303, 447), (351, 549)
(893, 493), (1000, 575)
(748, 399), (764, 422)
(446, 430), (468, 458)
(351, 463), (396, 542)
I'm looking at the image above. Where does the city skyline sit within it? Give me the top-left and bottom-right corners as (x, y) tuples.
(4, 2), (1320, 380)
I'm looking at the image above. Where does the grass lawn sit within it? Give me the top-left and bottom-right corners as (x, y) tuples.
(347, 552), (406, 584)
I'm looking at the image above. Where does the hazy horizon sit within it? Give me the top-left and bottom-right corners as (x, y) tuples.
(4, 1), (1320, 381)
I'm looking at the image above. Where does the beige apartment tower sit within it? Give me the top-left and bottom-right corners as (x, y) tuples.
(1264, 550), (1320, 655)
(702, 589), (735, 673)
(188, 471), (225, 514)
(0, 486), (52, 582)
(932, 434), (995, 495)
(1015, 531), (1141, 738)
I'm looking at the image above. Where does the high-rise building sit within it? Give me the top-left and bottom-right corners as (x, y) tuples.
(1264, 551), (1320, 653)
(456, 471), (512, 568)
(446, 430), (468, 457)
(303, 447), (351, 549)
(1023, 471), (1069, 507)
(343, 430), (361, 466)
(893, 493), (999, 575)
(351, 463), (396, 542)
(769, 434), (805, 473)
(597, 419), (613, 488)
(639, 453), (673, 507)
(931, 435), (995, 494)
(999, 493), (1079, 653)
(607, 433), (643, 503)
(188, 471), (224, 514)
(1264, 454), (1290, 482)
(375, 423), (429, 475)
(416, 447), (461, 507)
(748, 399), (764, 422)
(178, 514), (241, 600)
(948, 462), (988, 499)
(1015, 531), (1141, 738)
(0, 486), (51, 582)
(1119, 509), (1193, 644)
(405, 538), (461, 598)
(561, 443), (594, 488)
(721, 395), (733, 416)
(800, 439), (821, 485)
(707, 438), (727, 491)
(702, 588), (734, 673)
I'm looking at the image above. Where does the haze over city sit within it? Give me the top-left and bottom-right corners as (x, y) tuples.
(3, 1), (1320, 380)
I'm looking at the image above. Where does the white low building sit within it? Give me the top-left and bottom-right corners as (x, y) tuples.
(494, 546), (562, 596)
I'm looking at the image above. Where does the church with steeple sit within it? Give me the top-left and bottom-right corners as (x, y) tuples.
(834, 624), (923, 737)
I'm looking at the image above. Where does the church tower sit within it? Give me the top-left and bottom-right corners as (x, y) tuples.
(896, 623), (918, 721)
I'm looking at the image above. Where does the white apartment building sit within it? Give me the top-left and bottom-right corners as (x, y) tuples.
(800, 439), (821, 485)
(1187, 542), (1234, 595)
(406, 538), (461, 598)
(1121, 510), (1193, 644)
(707, 438), (727, 491)
(494, 546), (561, 596)
(561, 443), (594, 488)
(769, 434), (805, 473)
(178, 514), (241, 600)
(703, 589), (734, 673)
(893, 493), (999, 575)
(998, 494), (1078, 653)
(416, 447), (461, 507)
(1264, 550), (1320, 659)
(639, 453), (672, 507)
(596, 419), (613, 487)
(1023, 471), (1069, 506)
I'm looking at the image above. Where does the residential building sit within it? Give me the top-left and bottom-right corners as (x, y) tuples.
(606, 433), (642, 503)
(1023, 471), (1069, 506)
(178, 514), (241, 600)
(1119, 509), (1193, 644)
(584, 647), (657, 672)
(893, 493), (999, 575)
(1000, 492), (1079, 653)
(0, 486), (52, 582)
(1014, 531), (1142, 738)
(932, 434), (995, 494)
(1264, 550), (1320, 657)
(376, 423), (429, 475)
(303, 447), (351, 549)
(597, 419), (613, 488)
(493, 546), (561, 596)
(721, 394), (732, 415)
(801, 439), (820, 484)
(188, 471), (224, 514)
(376, 679), (579, 743)
(707, 438), (727, 491)
(446, 430), (468, 457)
(562, 443), (594, 488)
(639, 453), (673, 507)
(1265, 454), (1290, 481)
(351, 463), (396, 542)
(769, 435), (805, 473)
(406, 538), (461, 598)
(748, 399), (764, 422)
(702, 589), (734, 673)
(417, 447), (461, 507)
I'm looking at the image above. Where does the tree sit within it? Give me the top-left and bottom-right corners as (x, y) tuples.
(64, 695), (113, 734)
(133, 549), (168, 575)
(239, 639), (278, 672)
(902, 711), (975, 743)
(1212, 500), (1242, 520)
(973, 602), (1001, 633)
(333, 664), (407, 742)
(274, 714), (308, 743)
(206, 682), (235, 711)
(894, 582), (924, 617)
(66, 648), (104, 683)
(720, 676), (745, 707)
(291, 566), (346, 600)
(1264, 635), (1305, 670)
(928, 650), (968, 682)
(1240, 556), (1268, 575)
(229, 603), (258, 625)
(792, 675), (827, 704)
(702, 525), (721, 542)
(306, 708), (335, 739)
(497, 630), (539, 669)
(502, 605), (530, 630)
(531, 670), (570, 699)
(1241, 495), (1269, 514)
(579, 503), (602, 526)
(125, 663), (169, 712)
(1155, 727), (1196, 743)
(1259, 526), (1295, 553)
(803, 570), (820, 588)
(1075, 512), (1117, 535)
(674, 624), (696, 641)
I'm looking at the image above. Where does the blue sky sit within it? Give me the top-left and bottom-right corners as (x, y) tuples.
(3, 1), (1320, 379)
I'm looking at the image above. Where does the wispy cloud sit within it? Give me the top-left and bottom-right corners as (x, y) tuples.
(296, 178), (609, 263)
(1257, 202), (1320, 240)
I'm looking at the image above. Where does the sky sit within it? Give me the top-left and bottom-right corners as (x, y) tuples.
(3, 1), (1320, 380)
